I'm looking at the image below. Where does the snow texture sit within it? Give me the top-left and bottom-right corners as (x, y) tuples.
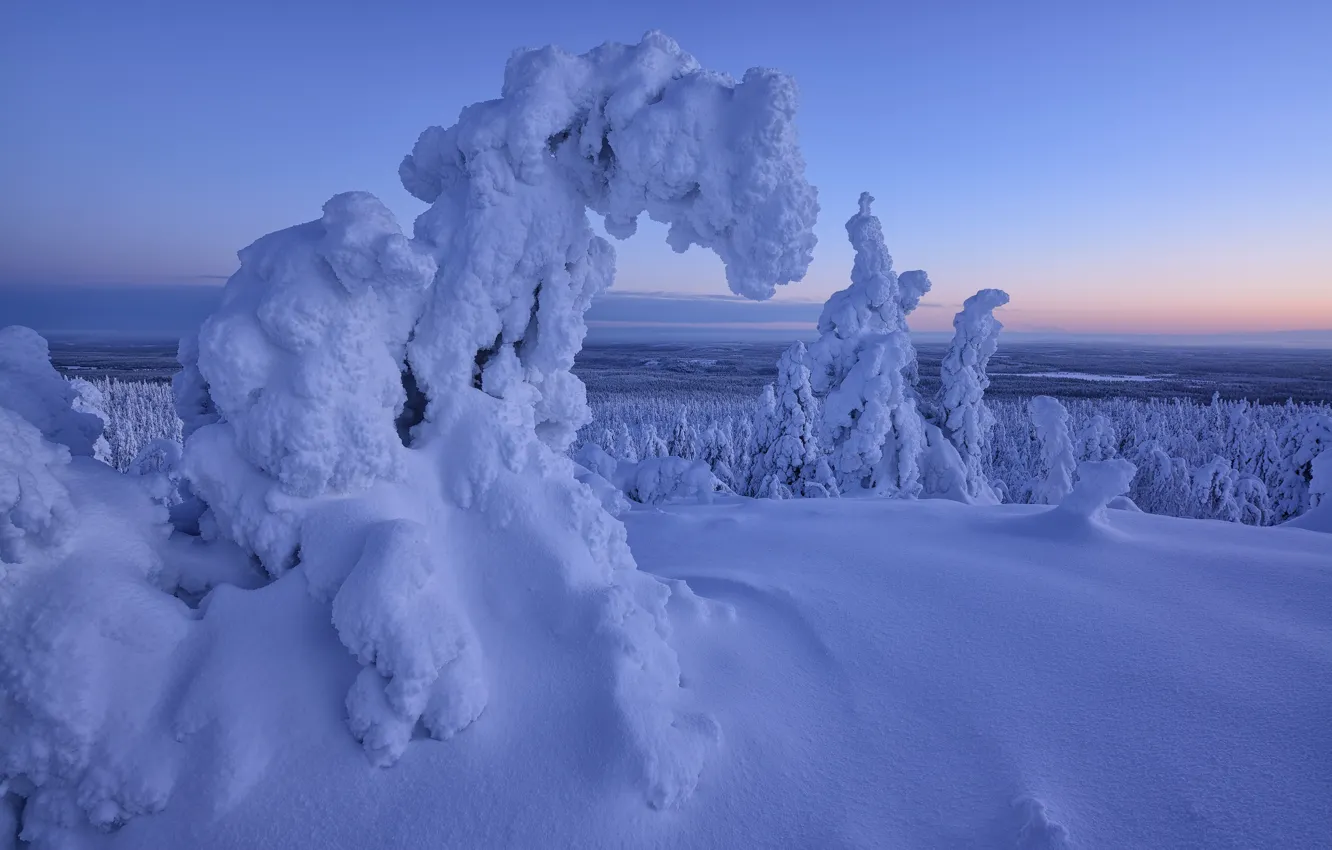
(938, 288), (1009, 503)
(808, 194), (924, 495)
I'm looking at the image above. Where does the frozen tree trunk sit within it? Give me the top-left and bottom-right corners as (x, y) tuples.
(807, 194), (925, 496)
(177, 32), (819, 810)
(938, 288), (1009, 503)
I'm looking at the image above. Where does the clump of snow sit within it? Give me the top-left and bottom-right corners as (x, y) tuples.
(68, 377), (113, 464)
(938, 288), (1009, 503)
(1057, 458), (1137, 523)
(0, 326), (104, 456)
(1028, 396), (1077, 505)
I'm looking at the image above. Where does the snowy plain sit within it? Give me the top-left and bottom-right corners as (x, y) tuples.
(70, 496), (1331, 850)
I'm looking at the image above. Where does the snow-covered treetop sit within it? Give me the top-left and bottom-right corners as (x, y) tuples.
(396, 31), (820, 450)
(896, 269), (932, 316)
(816, 192), (904, 339)
(400, 30), (819, 301)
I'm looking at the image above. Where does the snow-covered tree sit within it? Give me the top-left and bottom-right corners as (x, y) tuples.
(1130, 440), (1192, 517)
(807, 193), (924, 496)
(172, 31), (819, 811)
(667, 409), (702, 460)
(938, 288), (1009, 502)
(614, 420), (639, 462)
(752, 341), (837, 499)
(1028, 396), (1077, 505)
(1077, 414), (1119, 462)
(1273, 413), (1332, 521)
(1056, 458), (1137, 524)
(1193, 456), (1268, 525)
(641, 422), (669, 458)
(700, 420), (738, 491)
(745, 383), (780, 495)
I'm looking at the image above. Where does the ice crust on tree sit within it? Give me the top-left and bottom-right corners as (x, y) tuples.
(169, 30), (817, 811)
(807, 194), (924, 495)
(1028, 396), (1077, 505)
(938, 289), (1009, 503)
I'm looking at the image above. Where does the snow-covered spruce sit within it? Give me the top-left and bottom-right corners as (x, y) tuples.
(937, 288), (1009, 503)
(176, 31), (818, 810)
(1027, 396), (1078, 505)
(1283, 448), (1332, 532)
(807, 193), (924, 495)
(750, 341), (836, 498)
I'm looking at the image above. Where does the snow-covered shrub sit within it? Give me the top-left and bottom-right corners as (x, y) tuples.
(1057, 458), (1137, 523)
(750, 341), (836, 499)
(1129, 441), (1193, 517)
(938, 288), (1009, 503)
(918, 422), (974, 503)
(1028, 396), (1076, 505)
(170, 31), (817, 810)
(0, 326), (104, 457)
(615, 456), (723, 505)
(808, 194), (924, 495)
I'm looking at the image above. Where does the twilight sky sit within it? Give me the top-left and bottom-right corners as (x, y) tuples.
(2, 0), (1329, 338)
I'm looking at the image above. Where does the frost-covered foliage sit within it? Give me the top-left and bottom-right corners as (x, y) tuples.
(750, 342), (836, 499)
(938, 289), (1009, 503)
(807, 194), (924, 495)
(0, 326), (104, 456)
(1027, 396), (1077, 505)
(161, 30), (817, 814)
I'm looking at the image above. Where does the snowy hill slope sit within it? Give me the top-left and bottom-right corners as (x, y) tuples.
(84, 498), (1331, 850)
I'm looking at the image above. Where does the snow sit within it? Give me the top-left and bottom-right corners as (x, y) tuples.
(993, 371), (1164, 383)
(0, 326), (104, 457)
(48, 495), (1327, 850)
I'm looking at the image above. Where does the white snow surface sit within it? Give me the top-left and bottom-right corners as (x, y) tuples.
(45, 495), (1327, 850)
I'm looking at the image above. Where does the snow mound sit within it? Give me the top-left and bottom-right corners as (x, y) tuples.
(1058, 459), (1137, 523)
(616, 456), (722, 505)
(0, 326), (104, 456)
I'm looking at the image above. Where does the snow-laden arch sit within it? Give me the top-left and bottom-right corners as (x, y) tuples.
(179, 32), (819, 808)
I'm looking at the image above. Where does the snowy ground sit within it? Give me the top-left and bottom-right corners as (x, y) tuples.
(90, 497), (1331, 850)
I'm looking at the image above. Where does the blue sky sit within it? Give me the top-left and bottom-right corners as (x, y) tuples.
(2, 0), (1329, 338)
